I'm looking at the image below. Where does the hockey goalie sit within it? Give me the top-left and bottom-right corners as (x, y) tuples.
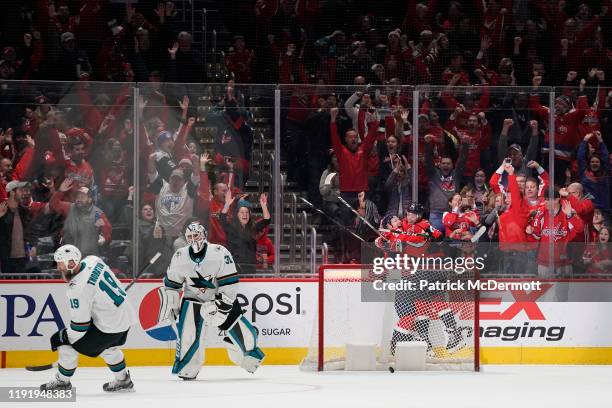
(158, 220), (265, 380)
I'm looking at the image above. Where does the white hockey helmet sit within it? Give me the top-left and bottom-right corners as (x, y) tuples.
(185, 221), (207, 253)
(54, 244), (82, 274)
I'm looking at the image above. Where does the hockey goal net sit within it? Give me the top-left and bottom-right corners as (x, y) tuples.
(300, 265), (479, 371)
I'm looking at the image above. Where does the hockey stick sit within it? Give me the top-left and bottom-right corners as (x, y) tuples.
(124, 252), (162, 291)
(335, 194), (388, 241)
(298, 196), (366, 242)
(25, 252), (162, 372)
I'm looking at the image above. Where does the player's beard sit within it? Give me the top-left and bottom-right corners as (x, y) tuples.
(60, 268), (72, 282)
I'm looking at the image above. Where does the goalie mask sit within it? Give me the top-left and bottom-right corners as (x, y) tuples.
(185, 221), (207, 253)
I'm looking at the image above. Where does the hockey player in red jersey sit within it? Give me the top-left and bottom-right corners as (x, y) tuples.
(402, 202), (442, 243)
(375, 203), (442, 255)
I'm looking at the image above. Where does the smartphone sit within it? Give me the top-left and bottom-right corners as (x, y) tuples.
(504, 157), (512, 164)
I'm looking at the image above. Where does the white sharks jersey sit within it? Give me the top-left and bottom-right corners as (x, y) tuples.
(65, 256), (134, 343)
(164, 243), (239, 303)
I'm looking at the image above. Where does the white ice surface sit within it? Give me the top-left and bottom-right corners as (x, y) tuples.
(1, 365), (610, 408)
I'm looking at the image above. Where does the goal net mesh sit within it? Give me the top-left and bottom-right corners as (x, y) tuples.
(300, 266), (478, 371)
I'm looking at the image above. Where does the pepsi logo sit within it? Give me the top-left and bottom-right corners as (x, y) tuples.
(139, 288), (177, 341)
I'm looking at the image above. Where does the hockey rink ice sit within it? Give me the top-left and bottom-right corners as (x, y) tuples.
(1, 365), (611, 408)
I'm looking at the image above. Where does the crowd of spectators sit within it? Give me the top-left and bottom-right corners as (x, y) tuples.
(0, 0), (611, 276)
(0, 79), (269, 276)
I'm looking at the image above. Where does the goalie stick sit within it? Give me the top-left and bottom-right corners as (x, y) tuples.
(25, 252), (162, 372)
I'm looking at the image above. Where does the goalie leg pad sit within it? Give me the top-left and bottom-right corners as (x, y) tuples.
(224, 316), (265, 373)
(172, 300), (205, 379)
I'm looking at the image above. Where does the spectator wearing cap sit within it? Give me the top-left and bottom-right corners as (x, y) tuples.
(50, 31), (91, 80)
(0, 181), (39, 273)
(50, 178), (111, 257)
(220, 192), (271, 275)
(151, 130), (178, 182)
(497, 118), (539, 180)
(148, 167), (197, 248)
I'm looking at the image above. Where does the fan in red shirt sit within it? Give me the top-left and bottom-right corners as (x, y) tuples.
(329, 106), (377, 199)
(526, 189), (584, 277)
(448, 112), (491, 179)
(529, 79), (590, 174)
(582, 226), (612, 274)
(225, 36), (254, 84)
(443, 193), (485, 242)
(255, 225), (275, 270)
(561, 183), (595, 243)
(62, 136), (94, 201)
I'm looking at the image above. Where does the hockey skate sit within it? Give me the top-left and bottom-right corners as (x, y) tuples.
(103, 371), (134, 392)
(40, 374), (72, 391)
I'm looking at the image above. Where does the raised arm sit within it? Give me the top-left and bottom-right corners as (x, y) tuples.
(49, 178), (74, 217)
(497, 118), (513, 164)
(524, 120), (539, 163)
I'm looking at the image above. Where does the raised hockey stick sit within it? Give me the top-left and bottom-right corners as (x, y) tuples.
(335, 194), (388, 241)
(25, 252), (162, 372)
(298, 196), (366, 242)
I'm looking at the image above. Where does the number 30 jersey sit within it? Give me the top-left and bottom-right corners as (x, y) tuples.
(66, 256), (134, 343)
(163, 243), (239, 303)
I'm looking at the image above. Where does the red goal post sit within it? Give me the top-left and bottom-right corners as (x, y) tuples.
(301, 264), (480, 372)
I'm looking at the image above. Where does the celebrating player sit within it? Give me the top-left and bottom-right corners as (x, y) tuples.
(40, 245), (135, 392)
(158, 220), (265, 380)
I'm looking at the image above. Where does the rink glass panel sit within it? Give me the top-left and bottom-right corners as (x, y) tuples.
(0, 80), (136, 279)
(134, 83), (276, 277)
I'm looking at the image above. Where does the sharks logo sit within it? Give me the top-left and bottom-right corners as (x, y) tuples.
(189, 270), (216, 294)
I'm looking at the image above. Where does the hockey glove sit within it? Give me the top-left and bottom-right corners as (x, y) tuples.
(201, 294), (233, 327)
(50, 328), (70, 351)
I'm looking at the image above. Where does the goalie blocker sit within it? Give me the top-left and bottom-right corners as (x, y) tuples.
(158, 220), (265, 379)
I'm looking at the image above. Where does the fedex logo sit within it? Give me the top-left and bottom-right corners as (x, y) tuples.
(478, 284), (565, 342)
(479, 283), (553, 320)
(1, 294), (65, 337)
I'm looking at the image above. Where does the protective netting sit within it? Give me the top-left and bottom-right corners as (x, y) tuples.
(301, 266), (478, 371)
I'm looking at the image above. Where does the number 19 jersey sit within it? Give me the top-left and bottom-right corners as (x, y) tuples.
(65, 256), (134, 343)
